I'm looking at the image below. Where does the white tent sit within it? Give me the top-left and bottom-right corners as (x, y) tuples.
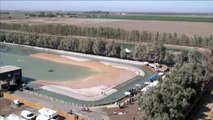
(142, 62), (149, 66)
(149, 81), (159, 87)
(149, 64), (157, 69)
(141, 87), (148, 92)
(124, 48), (132, 53)
(144, 82), (151, 85)
(158, 72), (164, 76)
(141, 81), (159, 93)
(124, 91), (131, 96)
(154, 63), (160, 67)
(162, 75), (166, 79)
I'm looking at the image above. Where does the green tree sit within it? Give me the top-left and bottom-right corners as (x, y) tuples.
(109, 42), (121, 57)
(164, 52), (174, 64)
(92, 39), (106, 55)
(133, 44), (147, 60)
(79, 39), (94, 54)
(120, 49), (127, 59)
(0, 33), (6, 42)
(139, 62), (209, 120)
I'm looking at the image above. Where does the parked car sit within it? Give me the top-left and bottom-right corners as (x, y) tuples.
(13, 99), (21, 107)
(21, 110), (36, 120)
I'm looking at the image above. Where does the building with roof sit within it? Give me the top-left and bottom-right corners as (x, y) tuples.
(0, 65), (22, 90)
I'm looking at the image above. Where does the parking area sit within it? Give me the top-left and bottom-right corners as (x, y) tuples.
(0, 98), (38, 117)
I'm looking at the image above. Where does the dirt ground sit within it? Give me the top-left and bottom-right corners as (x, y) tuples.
(0, 98), (37, 117)
(30, 53), (137, 89)
(103, 101), (141, 120)
(189, 80), (213, 120)
(1, 18), (213, 37)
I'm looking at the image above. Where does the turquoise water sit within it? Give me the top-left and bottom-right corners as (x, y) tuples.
(0, 45), (95, 81)
(0, 43), (154, 105)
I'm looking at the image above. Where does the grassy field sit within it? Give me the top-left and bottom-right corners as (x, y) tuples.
(1, 17), (213, 37)
(100, 15), (213, 22)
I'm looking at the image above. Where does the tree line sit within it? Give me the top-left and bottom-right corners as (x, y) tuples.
(25, 12), (58, 17)
(0, 22), (212, 48)
(0, 31), (176, 64)
(138, 60), (211, 120)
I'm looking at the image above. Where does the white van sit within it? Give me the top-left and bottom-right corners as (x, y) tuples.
(21, 110), (36, 120)
(35, 115), (48, 120)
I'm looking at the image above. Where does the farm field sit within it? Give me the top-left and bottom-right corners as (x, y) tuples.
(1, 18), (213, 37)
(100, 15), (213, 22)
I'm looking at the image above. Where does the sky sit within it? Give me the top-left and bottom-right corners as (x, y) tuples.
(1, 1), (213, 13)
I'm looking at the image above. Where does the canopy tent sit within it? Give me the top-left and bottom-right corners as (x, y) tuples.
(162, 75), (166, 79)
(144, 82), (150, 85)
(142, 62), (149, 65)
(149, 81), (159, 87)
(158, 72), (164, 76)
(147, 74), (159, 81)
(154, 63), (160, 67)
(124, 48), (132, 53)
(141, 87), (148, 92)
(141, 81), (159, 93)
(124, 91), (131, 96)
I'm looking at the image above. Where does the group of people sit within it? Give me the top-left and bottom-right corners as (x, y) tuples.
(101, 91), (106, 95)
(81, 107), (90, 112)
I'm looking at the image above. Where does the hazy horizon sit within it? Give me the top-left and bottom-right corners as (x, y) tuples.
(1, 1), (213, 13)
